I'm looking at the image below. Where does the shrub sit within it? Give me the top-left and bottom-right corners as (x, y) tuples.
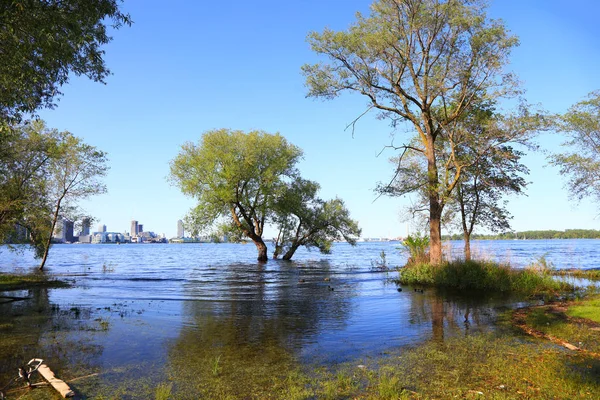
(400, 233), (429, 265)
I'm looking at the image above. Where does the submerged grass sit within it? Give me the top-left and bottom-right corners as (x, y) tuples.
(552, 268), (600, 281)
(0, 272), (69, 291)
(396, 259), (573, 296)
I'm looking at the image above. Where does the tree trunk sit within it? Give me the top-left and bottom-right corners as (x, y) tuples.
(253, 238), (268, 262)
(282, 243), (300, 261)
(429, 200), (443, 265)
(39, 198), (62, 270)
(458, 184), (471, 261)
(463, 231), (471, 261)
(426, 135), (443, 265)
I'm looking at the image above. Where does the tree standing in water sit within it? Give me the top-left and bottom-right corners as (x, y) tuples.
(39, 129), (108, 270)
(303, 0), (519, 264)
(272, 177), (361, 260)
(169, 129), (302, 262)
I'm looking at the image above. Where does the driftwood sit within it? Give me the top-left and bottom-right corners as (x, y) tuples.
(36, 363), (75, 398)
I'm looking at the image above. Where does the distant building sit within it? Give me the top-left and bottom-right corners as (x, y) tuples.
(81, 218), (90, 236)
(91, 232), (125, 244)
(130, 220), (139, 236)
(79, 235), (92, 244)
(138, 224), (143, 233)
(53, 218), (74, 243)
(65, 220), (74, 242)
(177, 220), (184, 238)
(98, 224), (106, 233)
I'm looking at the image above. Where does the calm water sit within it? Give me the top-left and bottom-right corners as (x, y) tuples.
(0, 240), (599, 397)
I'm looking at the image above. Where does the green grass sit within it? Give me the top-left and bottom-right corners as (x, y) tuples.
(0, 273), (69, 291)
(517, 294), (600, 354)
(567, 294), (600, 323)
(396, 259), (572, 296)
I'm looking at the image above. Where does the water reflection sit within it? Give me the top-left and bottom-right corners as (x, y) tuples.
(2, 241), (594, 397)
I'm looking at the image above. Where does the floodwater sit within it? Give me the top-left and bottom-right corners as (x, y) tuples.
(0, 240), (598, 398)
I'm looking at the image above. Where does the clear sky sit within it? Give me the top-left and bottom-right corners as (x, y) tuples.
(37, 0), (600, 238)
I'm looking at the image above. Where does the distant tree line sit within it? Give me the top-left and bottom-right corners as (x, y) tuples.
(443, 229), (600, 241)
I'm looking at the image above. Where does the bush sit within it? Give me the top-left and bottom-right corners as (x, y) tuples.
(397, 259), (572, 296)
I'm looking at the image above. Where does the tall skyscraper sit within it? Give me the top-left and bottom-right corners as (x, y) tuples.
(82, 218), (90, 235)
(177, 220), (184, 238)
(65, 220), (74, 242)
(98, 224), (106, 233)
(130, 220), (138, 236)
(138, 224), (143, 233)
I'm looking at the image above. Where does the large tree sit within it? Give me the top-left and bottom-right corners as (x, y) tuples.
(382, 101), (539, 260)
(550, 90), (600, 204)
(272, 178), (361, 260)
(169, 129), (303, 262)
(39, 130), (108, 269)
(303, 0), (519, 264)
(0, 0), (131, 121)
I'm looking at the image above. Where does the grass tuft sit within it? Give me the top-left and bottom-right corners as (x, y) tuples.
(396, 259), (573, 296)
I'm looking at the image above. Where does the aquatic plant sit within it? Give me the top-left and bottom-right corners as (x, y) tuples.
(155, 382), (173, 400)
(370, 250), (388, 271)
(400, 233), (429, 265)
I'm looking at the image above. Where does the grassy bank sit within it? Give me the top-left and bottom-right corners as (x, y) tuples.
(513, 294), (600, 355)
(0, 272), (69, 291)
(395, 259), (573, 296)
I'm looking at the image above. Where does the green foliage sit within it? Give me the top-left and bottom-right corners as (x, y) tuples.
(567, 295), (600, 323)
(272, 177), (361, 260)
(0, 120), (107, 264)
(0, 121), (55, 250)
(0, 0), (131, 121)
(400, 233), (430, 265)
(37, 128), (109, 268)
(550, 90), (600, 204)
(169, 129), (303, 260)
(397, 259), (572, 295)
(303, 0), (520, 264)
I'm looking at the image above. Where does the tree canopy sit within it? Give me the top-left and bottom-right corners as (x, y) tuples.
(0, 121), (108, 264)
(551, 90), (600, 204)
(272, 178), (361, 260)
(38, 130), (109, 269)
(0, 0), (131, 121)
(169, 129), (303, 261)
(303, 0), (519, 264)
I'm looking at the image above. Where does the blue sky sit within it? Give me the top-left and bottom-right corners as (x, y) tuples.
(38, 0), (600, 238)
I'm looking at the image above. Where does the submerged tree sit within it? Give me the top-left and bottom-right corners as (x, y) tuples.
(550, 90), (600, 204)
(303, 0), (519, 264)
(272, 178), (361, 260)
(39, 131), (108, 269)
(0, 0), (131, 121)
(169, 129), (303, 262)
